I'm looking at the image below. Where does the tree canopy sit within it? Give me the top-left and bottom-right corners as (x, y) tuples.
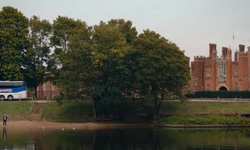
(0, 6), (29, 80)
(0, 6), (190, 119)
(23, 16), (52, 97)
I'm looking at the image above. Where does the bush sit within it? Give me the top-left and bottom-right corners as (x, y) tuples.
(163, 115), (250, 125)
(190, 91), (250, 98)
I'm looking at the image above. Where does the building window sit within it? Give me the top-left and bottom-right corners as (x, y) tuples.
(234, 70), (238, 76)
(207, 84), (210, 90)
(235, 82), (239, 89)
(218, 64), (226, 77)
(206, 72), (210, 78)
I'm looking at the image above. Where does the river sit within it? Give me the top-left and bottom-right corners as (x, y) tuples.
(1, 127), (250, 149)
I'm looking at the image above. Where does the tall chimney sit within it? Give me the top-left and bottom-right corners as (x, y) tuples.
(239, 44), (245, 53)
(209, 43), (216, 57)
(222, 47), (228, 57)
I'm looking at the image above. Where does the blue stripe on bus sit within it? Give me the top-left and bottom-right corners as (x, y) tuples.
(0, 86), (27, 93)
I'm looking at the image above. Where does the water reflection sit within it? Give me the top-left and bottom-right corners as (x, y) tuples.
(0, 127), (250, 149)
(3, 127), (7, 141)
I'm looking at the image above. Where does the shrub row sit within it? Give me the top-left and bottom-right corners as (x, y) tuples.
(164, 115), (250, 125)
(186, 91), (250, 98)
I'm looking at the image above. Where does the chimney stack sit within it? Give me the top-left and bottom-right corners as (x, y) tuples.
(209, 43), (217, 57)
(239, 44), (245, 53)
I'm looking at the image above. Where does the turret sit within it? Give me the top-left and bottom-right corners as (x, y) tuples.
(235, 51), (239, 62)
(209, 43), (217, 57)
(239, 44), (245, 53)
(222, 47), (228, 57)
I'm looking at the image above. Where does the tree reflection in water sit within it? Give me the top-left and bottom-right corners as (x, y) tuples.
(0, 127), (250, 149)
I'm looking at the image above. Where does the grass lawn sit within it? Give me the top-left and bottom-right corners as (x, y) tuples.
(161, 101), (250, 125)
(2, 100), (250, 125)
(0, 101), (30, 120)
(42, 101), (94, 122)
(161, 101), (250, 114)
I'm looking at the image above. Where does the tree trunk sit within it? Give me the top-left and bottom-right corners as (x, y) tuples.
(154, 92), (161, 121)
(92, 98), (97, 118)
(34, 79), (38, 99)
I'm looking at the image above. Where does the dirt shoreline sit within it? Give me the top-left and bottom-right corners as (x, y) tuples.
(3, 120), (250, 131)
(2, 120), (151, 131)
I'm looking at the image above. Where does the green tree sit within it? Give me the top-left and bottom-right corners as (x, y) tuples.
(106, 19), (139, 99)
(132, 29), (190, 120)
(56, 20), (91, 98)
(57, 19), (138, 118)
(108, 19), (138, 44)
(50, 16), (88, 85)
(51, 16), (86, 52)
(91, 21), (130, 117)
(0, 6), (29, 80)
(22, 16), (52, 98)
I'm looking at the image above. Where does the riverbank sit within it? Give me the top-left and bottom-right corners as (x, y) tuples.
(4, 120), (250, 131)
(2, 101), (250, 127)
(3, 120), (151, 131)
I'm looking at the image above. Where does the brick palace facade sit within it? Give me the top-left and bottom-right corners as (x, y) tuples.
(191, 43), (250, 91)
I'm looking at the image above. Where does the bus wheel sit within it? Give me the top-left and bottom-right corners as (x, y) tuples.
(7, 95), (13, 101)
(0, 95), (4, 101)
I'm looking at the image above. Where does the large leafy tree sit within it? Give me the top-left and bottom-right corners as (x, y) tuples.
(50, 16), (88, 85)
(0, 6), (29, 80)
(108, 19), (137, 44)
(51, 16), (86, 52)
(131, 29), (190, 119)
(107, 19), (139, 97)
(91, 21), (131, 117)
(23, 16), (52, 97)
(56, 19), (138, 118)
(56, 20), (91, 98)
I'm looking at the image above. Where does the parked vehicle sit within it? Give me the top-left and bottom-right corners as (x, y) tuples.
(0, 81), (27, 100)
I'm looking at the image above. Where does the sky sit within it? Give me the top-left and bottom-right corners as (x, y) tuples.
(1, 0), (250, 61)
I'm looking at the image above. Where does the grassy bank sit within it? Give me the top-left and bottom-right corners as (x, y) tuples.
(162, 101), (250, 114)
(42, 101), (94, 122)
(42, 100), (250, 124)
(2, 100), (250, 125)
(0, 101), (30, 120)
(161, 101), (250, 125)
(162, 115), (250, 126)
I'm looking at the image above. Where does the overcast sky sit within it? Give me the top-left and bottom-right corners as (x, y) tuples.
(1, 0), (250, 61)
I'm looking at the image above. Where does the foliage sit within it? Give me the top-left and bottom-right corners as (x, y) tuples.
(90, 20), (131, 117)
(42, 101), (93, 122)
(161, 101), (250, 114)
(0, 6), (190, 119)
(54, 18), (91, 98)
(108, 19), (138, 44)
(48, 16), (89, 88)
(22, 16), (52, 97)
(130, 29), (190, 119)
(190, 91), (250, 98)
(0, 6), (29, 80)
(40, 100), (250, 124)
(164, 115), (250, 125)
(51, 16), (86, 51)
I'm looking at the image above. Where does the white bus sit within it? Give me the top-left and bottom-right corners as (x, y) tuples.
(0, 81), (28, 100)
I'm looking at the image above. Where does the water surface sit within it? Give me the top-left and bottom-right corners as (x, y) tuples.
(1, 126), (250, 149)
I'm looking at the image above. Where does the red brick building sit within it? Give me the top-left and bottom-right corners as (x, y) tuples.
(191, 43), (250, 91)
(36, 81), (59, 99)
